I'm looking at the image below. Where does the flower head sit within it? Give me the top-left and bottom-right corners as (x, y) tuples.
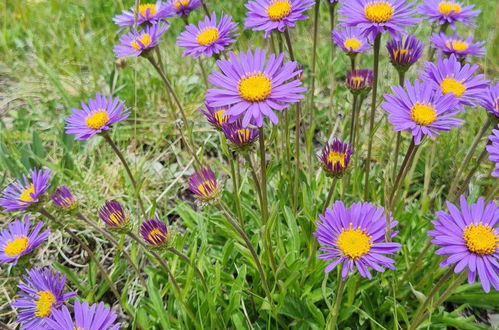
(245, 0), (315, 38)
(50, 186), (77, 210)
(428, 195), (498, 293)
(317, 139), (354, 177)
(169, 0), (201, 16)
(114, 23), (168, 58)
(314, 201), (401, 279)
(487, 126), (499, 177)
(346, 69), (373, 95)
(419, 0), (480, 29)
(188, 168), (222, 203)
(99, 201), (129, 229)
(332, 27), (371, 55)
(45, 300), (120, 330)
(386, 34), (424, 72)
(420, 54), (489, 110)
(11, 267), (77, 329)
(0, 215), (50, 266)
(140, 219), (169, 247)
(199, 105), (231, 130)
(113, 1), (174, 27)
(382, 79), (462, 144)
(338, 0), (419, 39)
(430, 32), (485, 59)
(221, 121), (260, 150)
(206, 49), (306, 127)
(482, 82), (499, 117)
(177, 12), (238, 58)
(0, 168), (51, 212)
(65, 94), (129, 140)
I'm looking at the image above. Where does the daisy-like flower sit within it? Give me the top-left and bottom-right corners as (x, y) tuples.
(428, 195), (498, 293)
(99, 201), (129, 229)
(386, 34), (424, 72)
(430, 32), (486, 59)
(481, 82), (499, 117)
(206, 49), (306, 127)
(51, 186), (76, 210)
(188, 168), (222, 203)
(177, 12), (238, 58)
(338, 0), (419, 39)
(65, 94), (129, 140)
(113, 1), (174, 27)
(199, 105), (231, 130)
(382, 79), (462, 145)
(113, 23), (168, 58)
(314, 201), (401, 279)
(140, 219), (169, 247)
(420, 54), (489, 110)
(244, 0), (315, 38)
(169, 0), (201, 16)
(317, 139), (354, 178)
(487, 126), (499, 177)
(419, 0), (480, 29)
(0, 215), (50, 265)
(11, 268), (77, 329)
(332, 27), (371, 55)
(346, 69), (373, 95)
(45, 300), (120, 330)
(221, 121), (260, 150)
(0, 168), (51, 212)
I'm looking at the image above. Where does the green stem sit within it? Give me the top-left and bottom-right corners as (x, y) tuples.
(389, 139), (417, 207)
(283, 28), (295, 61)
(349, 95), (358, 144)
(329, 278), (346, 330)
(454, 147), (489, 198)
(349, 54), (356, 71)
(199, 0), (211, 18)
(229, 154), (244, 227)
(328, 2), (337, 62)
(323, 178), (338, 212)
(392, 71), (406, 182)
(244, 153), (263, 210)
(309, 0), (320, 125)
(198, 57), (208, 88)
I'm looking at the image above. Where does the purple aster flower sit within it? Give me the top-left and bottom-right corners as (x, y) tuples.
(317, 138), (354, 177)
(99, 201), (129, 229)
(169, 0), (201, 16)
(221, 121), (260, 150)
(419, 0), (480, 29)
(11, 267), (77, 329)
(382, 79), (463, 145)
(338, 0), (419, 39)
(482, 82), (499, 117)
(140, 219), (169, 247)
(386, 34), (424, 72)
(0, 215), (50, 266)
(113, 23), (168, 58)
(430, 32), (486, 59)
(428, 195), (498, 293)
(177, 12), (238, 58)
(487, 126), (499, 177)
(420, 54), (489, 110)
(200, 104), (231, 130)
(65, 94), (129, 140)
(346, 69), (373, 95)
(332, 27), (371, 54)
(0, 168), (51, 212)
(50, 186), (76, 210)
(244, 0), (315, 38)
(113, 1), (174, 27)
(45, 300), (120, 330)
(314, 200), (401, 279)
(206, 49), (306, 127)
(188, 167), (222, 203)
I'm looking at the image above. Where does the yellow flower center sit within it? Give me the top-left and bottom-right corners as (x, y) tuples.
(148, 228), (167, 244)
(198, 180), (217, 197)
(174, 0), (189, 9)
(441, 78), (466, 97)
(393, 48), (410, 60)
(238, 73), (272, 102)
(214, 109), (229, 126)
(327, 151), (346, 168)
(337, 224), (372, 259)
(85, 110), (109, 130)
(463, 223), (498, 255)
(350, 76), (365, 89)
(109, 212), (125, 226)
(138, 4), (156, 16)
(411, 102), (437, 126)
(19, 183), (35, 202)
(34, 291), (56, 317)
(197, 27), (219, 46)
(445, 40), (469, 52)
(364, 1), (394, 23)
(234, 128), (251, 144)
(131, 33), (152, 50)
(438, 1), (462, 15)
(267, 0), (292, 21)
(4, 237), (29, 257)
(344, 38), (362, 51)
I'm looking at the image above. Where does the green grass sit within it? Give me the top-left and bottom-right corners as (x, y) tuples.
(1, 0), (498, 329)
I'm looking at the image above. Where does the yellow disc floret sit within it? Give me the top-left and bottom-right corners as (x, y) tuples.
(214, 109), (229, 126)
(131, 33), (152, 50)
(238, 73), (272, 102)
(463, 223), (498, 255)
(364, 1), (394, 23)
(138, 4), (156, 16)
(198, 180), (217, 197)
(85, 110), (109, 130)
(174, 0), (189, 9)
(327, 152), (347, 168)
(344, 38), (362, 51)
(438, 1), (462, 15)
(148, 228), (167, 244)
(19, 183), (35, 202)
(35, 291), (56, 317)
(267, 0), (292, 21)
(441, 77), (466, 97)
(445, 40), (469, 52)
(337, 224), (372, 259)
(197, 27), (220, 46)
(4, 237), (29, 257)
(411, 102), (437, 126)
